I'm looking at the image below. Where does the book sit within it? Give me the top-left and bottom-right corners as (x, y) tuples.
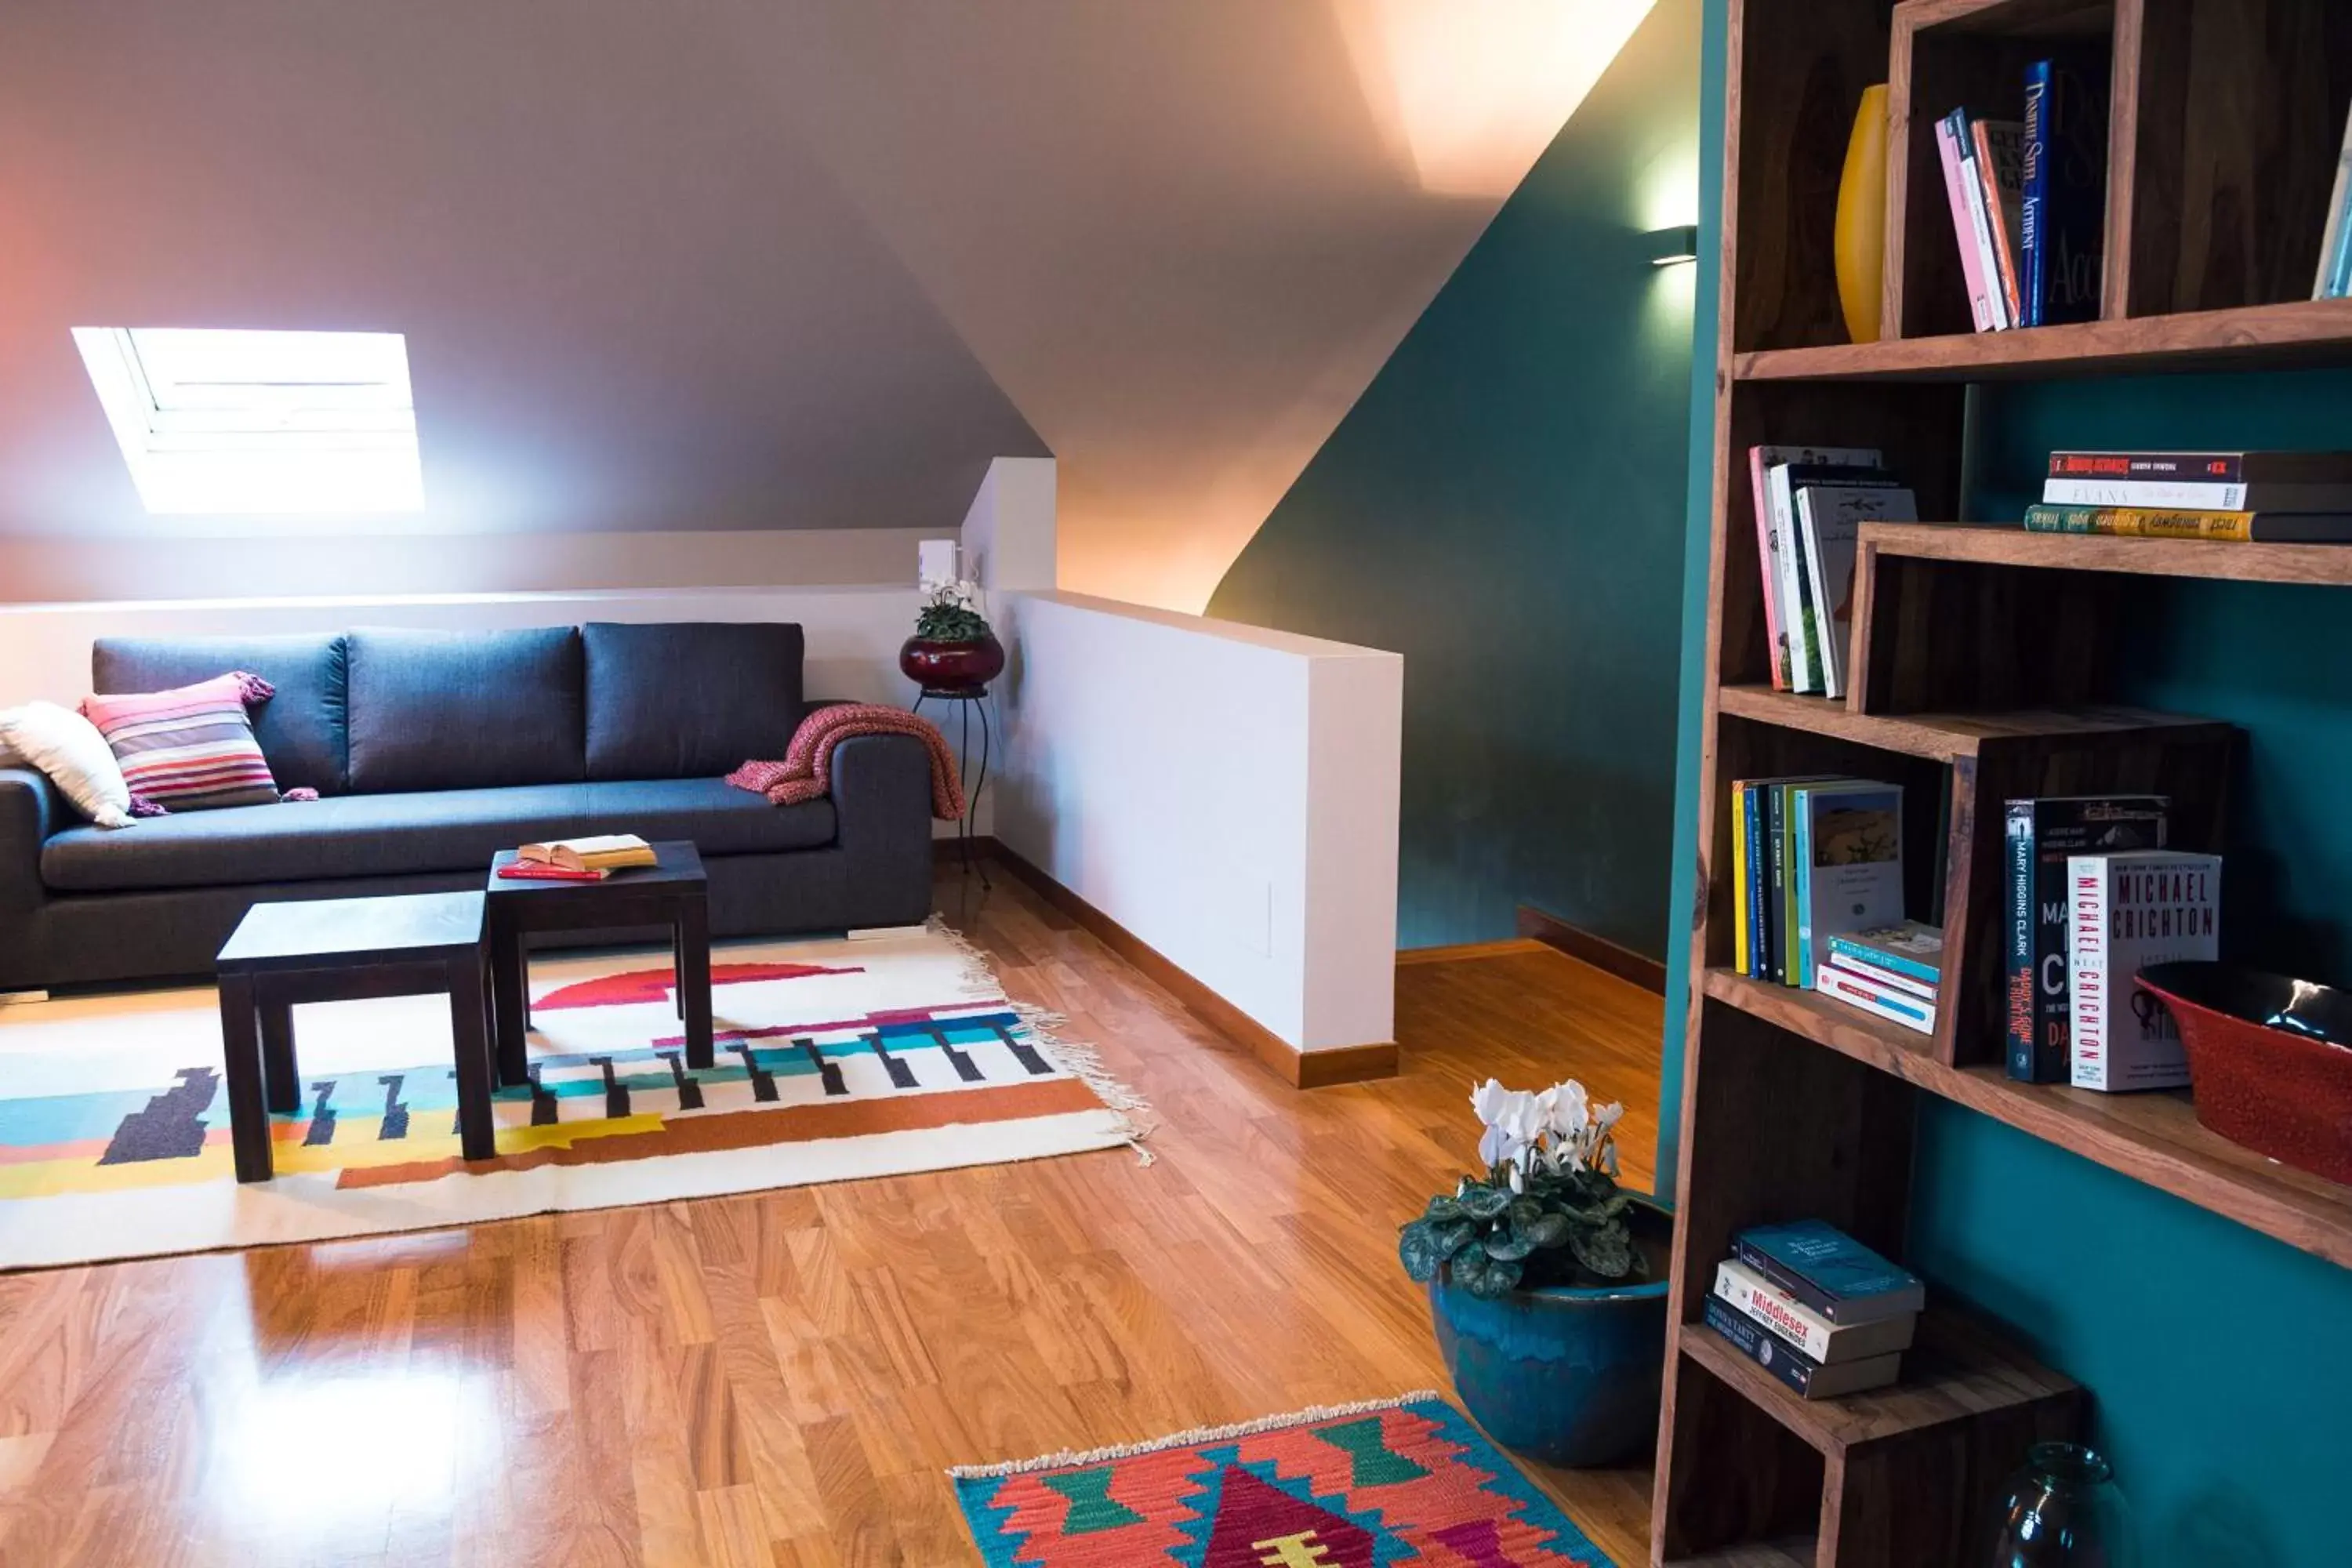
(2048, 451), (2352, 485)
(1701, 1296), (1904, 1400)
(1972, 118), (2027, 329)
(1817, 962), (1936, 1033)
(1955, 112), (2012, 330)
(1732, 783), (1751, 975)
(1748, 447), (1883, 691)
(2316, 100), (2352, 299)
(1733, 1219), (1926, 1325)
(2070, 850), (2222, 1092)
(496, 862), (611, 883)
(1791, 779), (1904, 989)
(1827, 920), (1943, 987)
(1795, 484), (1918, 700)
(1936, 111), (1996, 332)
(1745, 782), (1772, 978)
(1828, 949), (1936, 1002)
(2020, 55), (2108, 326)
(2024, 504), (2352, 543)
(1766, 462), (1893, 692)
(2005, 797), (2168, 1083)
(515, 833), (659, 873)
(1713, 1258), (1918, 1363)
(2042, 477), (2352, 512)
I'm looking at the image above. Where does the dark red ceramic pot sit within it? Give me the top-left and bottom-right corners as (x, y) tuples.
(2138, 960), (2352, 1185)
(899, 634), (1004, 695)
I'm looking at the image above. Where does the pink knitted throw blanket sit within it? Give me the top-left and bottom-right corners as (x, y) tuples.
(726, 703), (966, 820)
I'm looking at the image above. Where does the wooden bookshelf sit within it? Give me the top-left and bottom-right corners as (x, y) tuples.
(1653, 1), (2352, 1564)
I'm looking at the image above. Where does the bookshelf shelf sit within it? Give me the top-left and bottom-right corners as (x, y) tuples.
(1737, 299), (2352, 383)
(1860, 520), (2352, 586)
(1664, 1544), (1817, 1568)
(1680, 1311), (2076, 1456)
(1704, 970), (2352, 1272)
(1716, 684), (2227, 762)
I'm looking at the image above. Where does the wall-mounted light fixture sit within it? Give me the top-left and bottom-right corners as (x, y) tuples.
(1646, 225), (1700, 267)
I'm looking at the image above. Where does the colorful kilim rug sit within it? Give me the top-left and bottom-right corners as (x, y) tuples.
(0, 922), (1148, 1269)
(950, 1392), (1618, 1567)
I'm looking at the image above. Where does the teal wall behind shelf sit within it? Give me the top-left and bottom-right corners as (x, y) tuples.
(1207, 0), (1703, 956)
(1652, 9), (2352, 1561)
(1915, 368), (2352, 1568)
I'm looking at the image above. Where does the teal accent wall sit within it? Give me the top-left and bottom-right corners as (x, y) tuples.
(1207, 0), (1703, 956)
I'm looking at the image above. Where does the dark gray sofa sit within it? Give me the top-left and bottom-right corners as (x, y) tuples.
(0, 622), (934, 992)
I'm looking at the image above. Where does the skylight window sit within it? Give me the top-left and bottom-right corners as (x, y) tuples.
(71, 327), (424, 515)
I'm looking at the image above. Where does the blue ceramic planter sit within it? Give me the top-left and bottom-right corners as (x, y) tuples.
(1427, 1194), (1672, 1467)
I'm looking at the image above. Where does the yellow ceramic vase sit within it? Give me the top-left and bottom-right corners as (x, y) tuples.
(1834, 84), (1889, 345)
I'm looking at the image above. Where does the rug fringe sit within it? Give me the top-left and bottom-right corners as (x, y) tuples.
(927, 915), (1160, 1162)
(946, 1390), (1449, 1479)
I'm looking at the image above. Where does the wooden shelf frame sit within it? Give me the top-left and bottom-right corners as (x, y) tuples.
(1659, 2), (2352, 1564)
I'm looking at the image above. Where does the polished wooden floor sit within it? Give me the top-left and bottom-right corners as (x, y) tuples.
(0, 869), (1664, 1566)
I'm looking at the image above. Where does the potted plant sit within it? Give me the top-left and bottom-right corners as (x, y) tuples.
(899, 579), (1005, 695)
(1399, 1077), (1671, 1466)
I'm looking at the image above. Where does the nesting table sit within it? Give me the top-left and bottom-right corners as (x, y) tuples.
(214, 842), (716, 1182)
(215, 890), (495, 1182)
(485, 840), (713, 1087)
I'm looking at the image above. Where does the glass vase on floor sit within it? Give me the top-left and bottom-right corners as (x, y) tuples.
(1988, 1442), (2136, 1567)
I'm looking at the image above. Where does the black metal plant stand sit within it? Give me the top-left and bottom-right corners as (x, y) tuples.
(911, 686), (994, 887)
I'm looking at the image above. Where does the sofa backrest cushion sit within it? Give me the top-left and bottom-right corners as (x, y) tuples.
(346, 626), (585, 792)
(582, 621), (804, 780)
(93, 633), (349, 794)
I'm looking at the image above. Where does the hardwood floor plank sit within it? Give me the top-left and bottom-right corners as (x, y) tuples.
(0, 866), (1664, 1566)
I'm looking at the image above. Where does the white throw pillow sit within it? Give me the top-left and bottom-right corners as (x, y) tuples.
(0, 702), (134, 828)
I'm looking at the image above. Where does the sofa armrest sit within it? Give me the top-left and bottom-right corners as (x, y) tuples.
(0, 767), (56, 916)
(827, 733), (934, 922)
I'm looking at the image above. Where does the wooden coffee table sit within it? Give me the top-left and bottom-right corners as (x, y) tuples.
(215, 891), (495, 1183)
(485, 840), (713, 1087)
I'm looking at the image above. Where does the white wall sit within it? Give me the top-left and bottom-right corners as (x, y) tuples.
(995, 590), (1402, 1054)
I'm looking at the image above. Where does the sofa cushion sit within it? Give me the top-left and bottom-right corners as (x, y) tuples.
(346, 627), (584, 792)
(39, 778), (836, 891)
(94, 633), (348, 793)
(583, 622), (804, 781)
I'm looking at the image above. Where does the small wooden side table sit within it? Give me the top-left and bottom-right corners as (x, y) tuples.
(215, 891), (495, 1183)
(484, 840), (713, 1088)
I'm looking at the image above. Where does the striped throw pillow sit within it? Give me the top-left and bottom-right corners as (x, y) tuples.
(81, 672), (281, 811)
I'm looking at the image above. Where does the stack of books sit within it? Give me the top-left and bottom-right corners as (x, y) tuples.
(2005, 796), (2222, 1092)
(1702, 1221), (1924, 1400)
(1744, 446), (1916, 696)
(2026, 450), (2352, 543)
(499, 833), (659, 883)
(1815, 920), (1941, 1036)
(1730, 778), (1905, 994)
(1936, 53), (2107, 332)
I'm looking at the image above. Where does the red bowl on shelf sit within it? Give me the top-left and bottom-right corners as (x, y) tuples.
(2137, 961), (2352, 1185)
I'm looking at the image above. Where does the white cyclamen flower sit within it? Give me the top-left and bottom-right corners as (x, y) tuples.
(1469, 1078), (1512, 1128)
(1477, 1123), (1520, 1171)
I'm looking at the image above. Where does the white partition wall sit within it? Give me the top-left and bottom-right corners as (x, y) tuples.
(994, 591), (1403, 1058)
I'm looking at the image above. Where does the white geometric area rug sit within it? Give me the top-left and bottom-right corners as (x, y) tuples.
(0, 921), (1149, 1269)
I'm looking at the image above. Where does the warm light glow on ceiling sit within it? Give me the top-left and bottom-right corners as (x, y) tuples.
(1334, 0), (1658, 198)
(72, 326), (424, 515)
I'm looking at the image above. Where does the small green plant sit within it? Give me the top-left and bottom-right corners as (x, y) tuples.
(1398, 1078), (1642, 1299)
(915, 579), (993, 643)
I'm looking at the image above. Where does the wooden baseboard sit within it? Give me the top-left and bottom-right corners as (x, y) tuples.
(1395, 938), (1548, 966)
(983, 844), (1398, 1088)
(1515, 906), (1668, 994)
(933, 833), (1003, 862)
